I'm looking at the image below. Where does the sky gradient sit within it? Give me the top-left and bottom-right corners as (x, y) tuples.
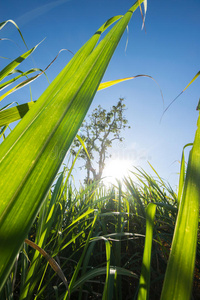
(1, 0), (200, 189)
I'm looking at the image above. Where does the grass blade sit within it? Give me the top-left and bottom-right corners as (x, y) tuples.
(63, 215), (98, 299)
(161, 111), (200, 300)
(0, 68), (45, 91)
(24, 239), (69, 291)
(0, 44), (39, 83)
(0, 20), (28, 49)
(177, 143), (193, 207)
(162, 71), (200, 115)
(0, 101), (35, 127)
(137, 203), (156, 300)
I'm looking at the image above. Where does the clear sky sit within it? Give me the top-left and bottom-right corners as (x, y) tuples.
(1, 0), (200, 190)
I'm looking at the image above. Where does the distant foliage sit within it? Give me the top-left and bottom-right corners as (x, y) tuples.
(70, 98), (130, 183)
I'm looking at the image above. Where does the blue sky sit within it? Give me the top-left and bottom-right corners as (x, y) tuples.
(1, 0), (200, 189)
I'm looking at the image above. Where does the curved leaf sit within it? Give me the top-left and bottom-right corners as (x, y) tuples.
(0, 20), (28, 49)
(138, 203), (156, 300)
(0, 43), (40, 83)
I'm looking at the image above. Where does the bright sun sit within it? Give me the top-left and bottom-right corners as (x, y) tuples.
(102, 159), (132, 185)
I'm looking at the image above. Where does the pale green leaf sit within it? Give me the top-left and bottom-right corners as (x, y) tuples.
(0, 101), (35, 127)
(138, 203), (156, 300)
(0, 43), (40, 84)
(0, 20), (28, 49)
(161, 112), (200, 300)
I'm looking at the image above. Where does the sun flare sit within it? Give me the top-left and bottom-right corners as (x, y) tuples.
(103, 159), (132, 185)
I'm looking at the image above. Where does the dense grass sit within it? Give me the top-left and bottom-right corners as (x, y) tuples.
(1, 166), (199, 299)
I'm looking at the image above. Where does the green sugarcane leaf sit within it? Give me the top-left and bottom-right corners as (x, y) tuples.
(0, 75), (40, 102)
(72, 267), (137, 292)
(0, 102), (17, 112)
(102, 237), (111, 300)
(162, 71), (200, 115)
(76, 134), (90, 159)
(138, 203), (156, 300)
(161, 112), (200, 300)
(0, 101), (36, 127)
(24, 239), (69, 291)
(0, 43), (40, 84)
(0, 48), (75, 101)
(182, 71), (200, 92)
(0, 0), (144, 291)
(0, 68), (44, 91)
(177, 143), (193, 207)
(19, 172), (65, 299)
(0, 20), (28, 49)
